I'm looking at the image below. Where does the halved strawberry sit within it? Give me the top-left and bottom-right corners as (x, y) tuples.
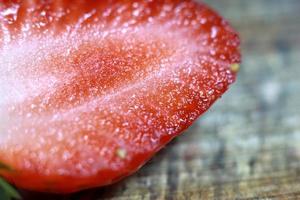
(0, 0), (240, 193)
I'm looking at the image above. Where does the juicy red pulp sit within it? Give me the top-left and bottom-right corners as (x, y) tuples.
(0, 0), (240, 193)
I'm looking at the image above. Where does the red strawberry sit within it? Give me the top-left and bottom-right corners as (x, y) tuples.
(0, 0), (240, 193)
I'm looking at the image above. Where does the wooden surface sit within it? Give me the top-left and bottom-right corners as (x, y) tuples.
(21, 0), (300, 199)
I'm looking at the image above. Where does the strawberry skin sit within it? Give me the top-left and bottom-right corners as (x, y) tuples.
(0, 0), (240, 193)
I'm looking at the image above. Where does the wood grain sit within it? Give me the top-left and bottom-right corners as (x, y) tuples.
(21, 0), (300, 199)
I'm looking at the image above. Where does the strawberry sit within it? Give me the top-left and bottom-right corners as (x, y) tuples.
(0, 0), (240, 193)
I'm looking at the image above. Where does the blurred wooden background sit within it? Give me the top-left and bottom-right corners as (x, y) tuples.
(22, 0), (300, 199)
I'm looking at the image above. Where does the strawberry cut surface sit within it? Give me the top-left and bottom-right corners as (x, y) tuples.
(0, 0), (241, 193)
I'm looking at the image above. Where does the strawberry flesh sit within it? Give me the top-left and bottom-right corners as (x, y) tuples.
(0, 0), (240, 193)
